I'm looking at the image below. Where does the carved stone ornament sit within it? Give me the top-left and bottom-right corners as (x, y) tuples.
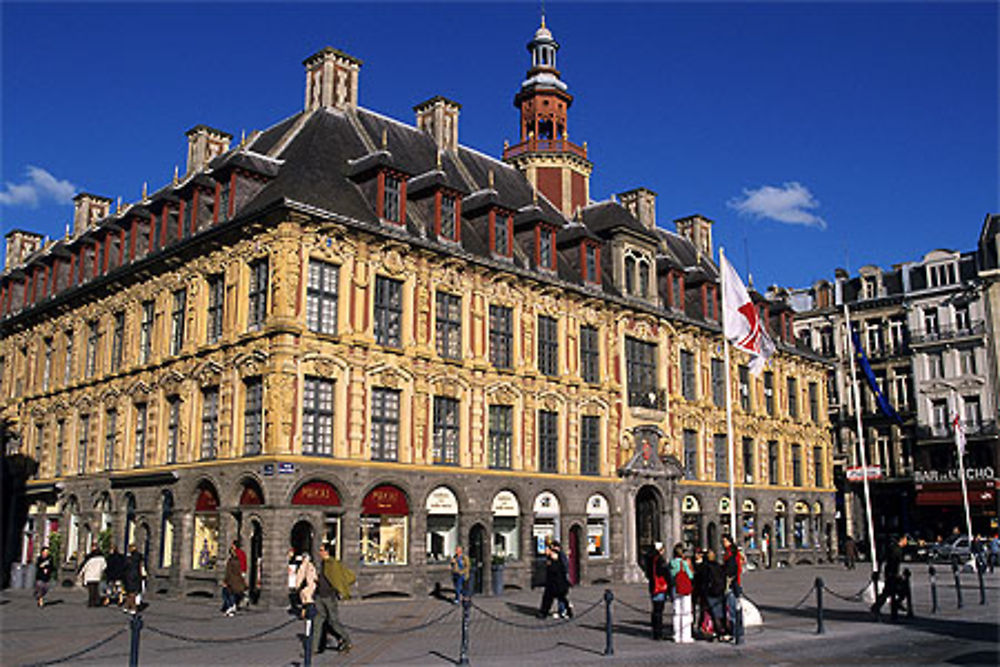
(126, 380), (151, 398)
(156, 369), (185, 391)
(193, 360), (224, 386)
(487, 383), (519, 404)
(380, 244), (407, 276)
(234, 349), (270, 377)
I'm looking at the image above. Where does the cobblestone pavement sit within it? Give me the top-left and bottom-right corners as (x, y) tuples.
(1, 563), (997, 666)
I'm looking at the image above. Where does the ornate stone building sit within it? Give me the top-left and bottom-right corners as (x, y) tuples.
(1, 20), (833, 604)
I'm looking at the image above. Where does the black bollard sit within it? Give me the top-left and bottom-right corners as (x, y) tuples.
(458, 594), (471, 665)
(129, 612), (143, 667)
(977, 561), (986, 605)
(303, 617), (313, 667)
(603, 589), (614, 656)
(929, 565), (937, 614)
(903, 569), (914, 619)
(815, 577), (825, 634)
(733, 584), (745, 645)
(952, 562), (963, 609)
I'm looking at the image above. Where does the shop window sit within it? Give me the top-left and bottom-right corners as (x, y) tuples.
(193, 486), (220, 570)
(586, 494), (609, 558)
(741, 499), (757, 550)
(426, 486), (459, 563)
(794, 501), (810, 548)
(681, 495), (701, 551)
(360, 485), (409, 565)
(532, 491), (560, 555)
(292, 481), (341, 558)
(491, 490), (520, 561)
(775, 500), (787, 549)
(160, 492), (174, 569)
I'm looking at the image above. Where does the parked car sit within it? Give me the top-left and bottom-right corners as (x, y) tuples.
(902, 534), (930, 562)
(929, 534), (971, 563)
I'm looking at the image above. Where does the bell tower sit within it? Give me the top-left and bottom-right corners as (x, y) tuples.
(502, 17), (592, 218)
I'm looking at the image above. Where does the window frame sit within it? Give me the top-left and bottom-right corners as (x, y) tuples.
(373, 275), (403, 348)
(206, 273), (224, 343)
(538, 409), (558, 473)
(535, 224), (557, 271)
(200, 387), (219, 461)
(302, 376), (334, 456)
(170, 288), (186, 356)
(306, 259), (339, 335)
(243, 377), (263, 456)
(537, 315), (559, 376)
(435, 291), (462, 360)
(432, 396), (460, 465)
(580, 414), (600, 475)
(489, 304), (513, 369)
(371, 387), (401, 462)
(247, 258), (268, 331)
(166, 395), (180, 465)
(488, 404), (513, 470)
(579, 325), (600, 384)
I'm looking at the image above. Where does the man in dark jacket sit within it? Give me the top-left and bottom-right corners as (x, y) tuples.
(34, 546), (54, 607)
(872, 535), (906, 621)
(704, 549), (727, 639)
(536, 544), (570, 619)
(123, 544), (145, 615)
(105, 545), (126, 606)
(312, 543), (352, 655)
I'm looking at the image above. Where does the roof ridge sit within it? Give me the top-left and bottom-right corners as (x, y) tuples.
(267, 109), (317, 158)
(345, 107), (377, 153)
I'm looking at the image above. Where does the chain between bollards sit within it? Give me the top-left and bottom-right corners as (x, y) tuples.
(129, 612), (143, 667)
(815, 577), (825, 634)
(952, 561), (963, 609)
(929, 565), (938, 614)
(603, 589), (614, 656)
(458, 593), (471, 665)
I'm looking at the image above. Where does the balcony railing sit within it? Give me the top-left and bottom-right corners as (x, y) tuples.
(910, 321), (986, 345)
(502, 138), (588, 160)
(628, 387), (667, 411)
(916, 420), (998, 440)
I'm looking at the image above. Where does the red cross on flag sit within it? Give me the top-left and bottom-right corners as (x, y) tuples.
(721, 253), (775, 374)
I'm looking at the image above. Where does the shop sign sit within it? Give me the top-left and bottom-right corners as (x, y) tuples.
(292, 481), (341, 507)
(914, 467), (995, 483)
(426, 486), (458, 515)
(587, 494), (609, 517)
(846, 465), (883, 482)
(533, 491), (560, 516)
(363, 484), (409, 516)
(278, 462), (295, 475)
(492, 490), (520, 517)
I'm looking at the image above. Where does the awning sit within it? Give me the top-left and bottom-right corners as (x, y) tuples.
(915, 488), (996, 507)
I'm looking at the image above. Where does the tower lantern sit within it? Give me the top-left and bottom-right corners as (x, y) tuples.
(503, 17), (592, 218)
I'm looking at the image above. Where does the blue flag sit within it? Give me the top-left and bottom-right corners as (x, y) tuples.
(851, 331), (903, 424)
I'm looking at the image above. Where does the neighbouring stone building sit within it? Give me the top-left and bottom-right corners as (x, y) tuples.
(1, 20), (833, 605)
(792, 218), (1000, 547)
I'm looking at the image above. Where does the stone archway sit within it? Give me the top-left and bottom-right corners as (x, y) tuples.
(635, 485), (662, 567)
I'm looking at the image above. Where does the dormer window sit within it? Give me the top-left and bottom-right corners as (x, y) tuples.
(581, 242), (600, 284)
(215, 177), (233, 223)
(623, 249), (651, 297)
(181, 199), (192, 237)
(861, 275), (876, 300)
(536, 224), (556, 270)
(491, 209), (513, 257)
(638, 260), (650, 298)
(379, 172), (406, 224)
(625, 256), (635, 294)
(437, 192), (460, 241)
(927, 262), (957, 287)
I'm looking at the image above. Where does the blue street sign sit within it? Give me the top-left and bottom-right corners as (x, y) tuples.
(278, 462), (295, 475)
(262, 463), (275, 477)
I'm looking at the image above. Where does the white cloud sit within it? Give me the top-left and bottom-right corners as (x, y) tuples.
(0, 166), (77, 207)
(728, 182), (827, 230)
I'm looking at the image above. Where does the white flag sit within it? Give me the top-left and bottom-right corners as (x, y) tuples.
(721, 253), (775, 374)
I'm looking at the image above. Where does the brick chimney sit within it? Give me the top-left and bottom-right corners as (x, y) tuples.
(303, 47), (362, 112)
(414, 96), (461, 152)
(72, 193), (112, 237)
(186, 125), (232, 175)
(674, 214), (714, 260)
(4, 229), (44, 270)
(618, 188), (657, 230)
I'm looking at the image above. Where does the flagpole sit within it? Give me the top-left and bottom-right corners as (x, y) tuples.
(951, 391), (976, 561)
(843, 301), (878, 572)
(720, 247), (738, 541)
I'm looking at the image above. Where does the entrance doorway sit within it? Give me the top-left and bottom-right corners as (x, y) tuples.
(568, 525), (582, 586)
(290, 520), (314, 556)
(469, 524), (486, 595)
(707, 522), (717, 553)
(635, 486), (662, 566)
(249, 520), (263, 604)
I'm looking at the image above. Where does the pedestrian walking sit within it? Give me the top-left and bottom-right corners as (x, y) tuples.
(123, 544), (145, 614)
(221, 543), (247, 616)
(669, 543), (695, 643)
(721, 534), (743, 637)
(78, 544), (107, 608)
(537, 543), (571, 619)
(871, 534), (906, 621)
(554, 541), (574, 618)
(312, 543), (354, 655)
(295, 552), (319, 647)
(287, 548), (303, 613)
(105, 544), (126, 606)
(231, 540), (249, 608)
(449, 545), (470, 604)
(844, 536), (858, 570)
(645, 542), (669, 640)
(34, 546), (54, 607)
(989, 533), (999, 573)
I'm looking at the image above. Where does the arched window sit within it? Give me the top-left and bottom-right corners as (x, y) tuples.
(741, 499), (757, 550)
(160, 491), (174, 568)
(794, 501), (810, 548)
(682, 494), (702, 550)
(638, 260), (650, 298)
(624, 256), (636, 295)
(774, 499), (787, 549)
(360, 484), (409, 565)
(586, 494), (609, 559)
(292, 480), (342, 557)
(426, 486), (459, 563)
(193, 483), (220, 570)
(492, 490), (520, 561)
(532, 491), (561, 555)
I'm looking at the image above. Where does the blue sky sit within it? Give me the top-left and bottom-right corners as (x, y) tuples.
(2, 2), (996, 289)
